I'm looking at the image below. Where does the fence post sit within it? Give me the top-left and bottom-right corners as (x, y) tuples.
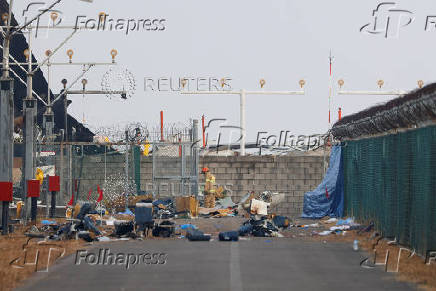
(192, 119), (199, 198)
(125, 131), (129, 210)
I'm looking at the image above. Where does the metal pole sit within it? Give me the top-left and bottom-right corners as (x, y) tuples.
(240, 89), (246, 156)
(0, 1), (14, 233)
(125, 131), (129, 210)
(69, 144), (73, 204)
(2, 202), (9, 235)
(201, 115), (205, 148)
(192, 119), (199, 198)
(50, 191), (56, 218)
(2, 0), (13, 79)
(180, 89), (304, 156)
(0, 80), (13, 230)
(60, 142), (64, 205)
(337, 90), (406, 96)
(160, 111), (164, 141)
(43, 59), (52, 218)
(23, 28), (36, 221)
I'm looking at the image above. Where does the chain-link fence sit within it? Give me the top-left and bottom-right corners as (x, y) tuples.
(12, 138), (199, 216)
(152, 142), (199, 197)
(10, 119), (199, 217)
(342, 125), (436, 256)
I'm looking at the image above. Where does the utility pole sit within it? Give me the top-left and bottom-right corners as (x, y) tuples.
(181, 79), (306, 156)
(42, 55), (54, 217)
(0, 1), (14, 234)
(22, 29), (37, 220)
(0, 0), (95, 223)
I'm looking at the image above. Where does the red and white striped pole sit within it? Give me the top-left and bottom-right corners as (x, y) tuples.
(328, 51), (333, 126)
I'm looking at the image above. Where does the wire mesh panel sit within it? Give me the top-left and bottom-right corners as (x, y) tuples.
(152, 142), (198, 197)
(342, 125), (436, 256)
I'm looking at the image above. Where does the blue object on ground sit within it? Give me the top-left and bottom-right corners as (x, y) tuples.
(272, 216), (289, 228)
(77, 203), (92, 220)
(238, 224), (253, 236)
(41, 220), (57, 225)
(336, 218), (354, 226)
(135, 203), (153, 224)
(118, 208), (134, 216)
(301, 145), (344, 218)
(180, 224), (197, 230)
(83, 216), (102, 235)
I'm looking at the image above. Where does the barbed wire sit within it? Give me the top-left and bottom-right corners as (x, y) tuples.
(332, 83), (436, 140)
(90, 120), (193, 144)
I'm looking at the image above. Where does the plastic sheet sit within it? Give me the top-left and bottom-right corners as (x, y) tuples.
(301, 145), (344, 218)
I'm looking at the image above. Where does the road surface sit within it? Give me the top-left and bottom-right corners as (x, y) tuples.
(17, 238), (415, 291)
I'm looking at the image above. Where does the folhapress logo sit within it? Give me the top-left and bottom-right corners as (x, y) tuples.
(22, 2), (166, 37)
(75, 13), (166, 35)
(360, 2), (414, 39)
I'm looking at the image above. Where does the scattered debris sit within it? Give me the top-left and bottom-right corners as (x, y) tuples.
(218, 231), (239, 241)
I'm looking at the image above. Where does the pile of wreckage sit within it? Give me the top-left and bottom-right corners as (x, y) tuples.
(21, 190), (292, 243)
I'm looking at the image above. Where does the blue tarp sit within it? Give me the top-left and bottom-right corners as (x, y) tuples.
(301, 145), (344, 218)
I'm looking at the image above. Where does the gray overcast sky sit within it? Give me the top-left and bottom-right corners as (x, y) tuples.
(12, 0), (436, 142)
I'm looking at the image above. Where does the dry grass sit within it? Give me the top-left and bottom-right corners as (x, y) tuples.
(0, 222), (86, 291)
(307, 222), (436, 290)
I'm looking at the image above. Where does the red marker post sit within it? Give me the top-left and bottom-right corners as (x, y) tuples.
(27, 180), (40, 222)
(48, 176), (60, 218)
(0, 182), (13, 235)
(160, 110), (164, 142)
(202, 115), (206, 148)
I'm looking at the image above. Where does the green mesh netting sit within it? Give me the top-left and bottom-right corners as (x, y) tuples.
(342, 125), (436, 256)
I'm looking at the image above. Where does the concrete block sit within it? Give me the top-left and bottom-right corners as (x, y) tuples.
(226, 167), (237, 174)
(232, 173), (244, 180)
(254, 173), (265, 180)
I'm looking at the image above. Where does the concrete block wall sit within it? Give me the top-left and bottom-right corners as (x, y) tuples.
(199, 156), (325, 217)
(66, 154), (326, 218)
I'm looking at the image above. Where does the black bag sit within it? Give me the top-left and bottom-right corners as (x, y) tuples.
(219, 231), (239, 241)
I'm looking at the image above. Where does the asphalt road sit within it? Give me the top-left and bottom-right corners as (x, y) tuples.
(17, 238), (415, 291)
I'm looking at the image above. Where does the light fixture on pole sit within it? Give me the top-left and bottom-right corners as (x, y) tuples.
(110, 49), (118, 63)
(181, 79), (306, 156)
(67, 49), (74, 63)
(337, 79), (407, 96)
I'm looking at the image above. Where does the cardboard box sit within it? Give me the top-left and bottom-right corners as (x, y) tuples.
(176, 196), (198, 217)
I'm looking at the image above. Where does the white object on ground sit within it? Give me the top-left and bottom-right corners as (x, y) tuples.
(330, 225), (350, 231)
(250, 199), (269, 215)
